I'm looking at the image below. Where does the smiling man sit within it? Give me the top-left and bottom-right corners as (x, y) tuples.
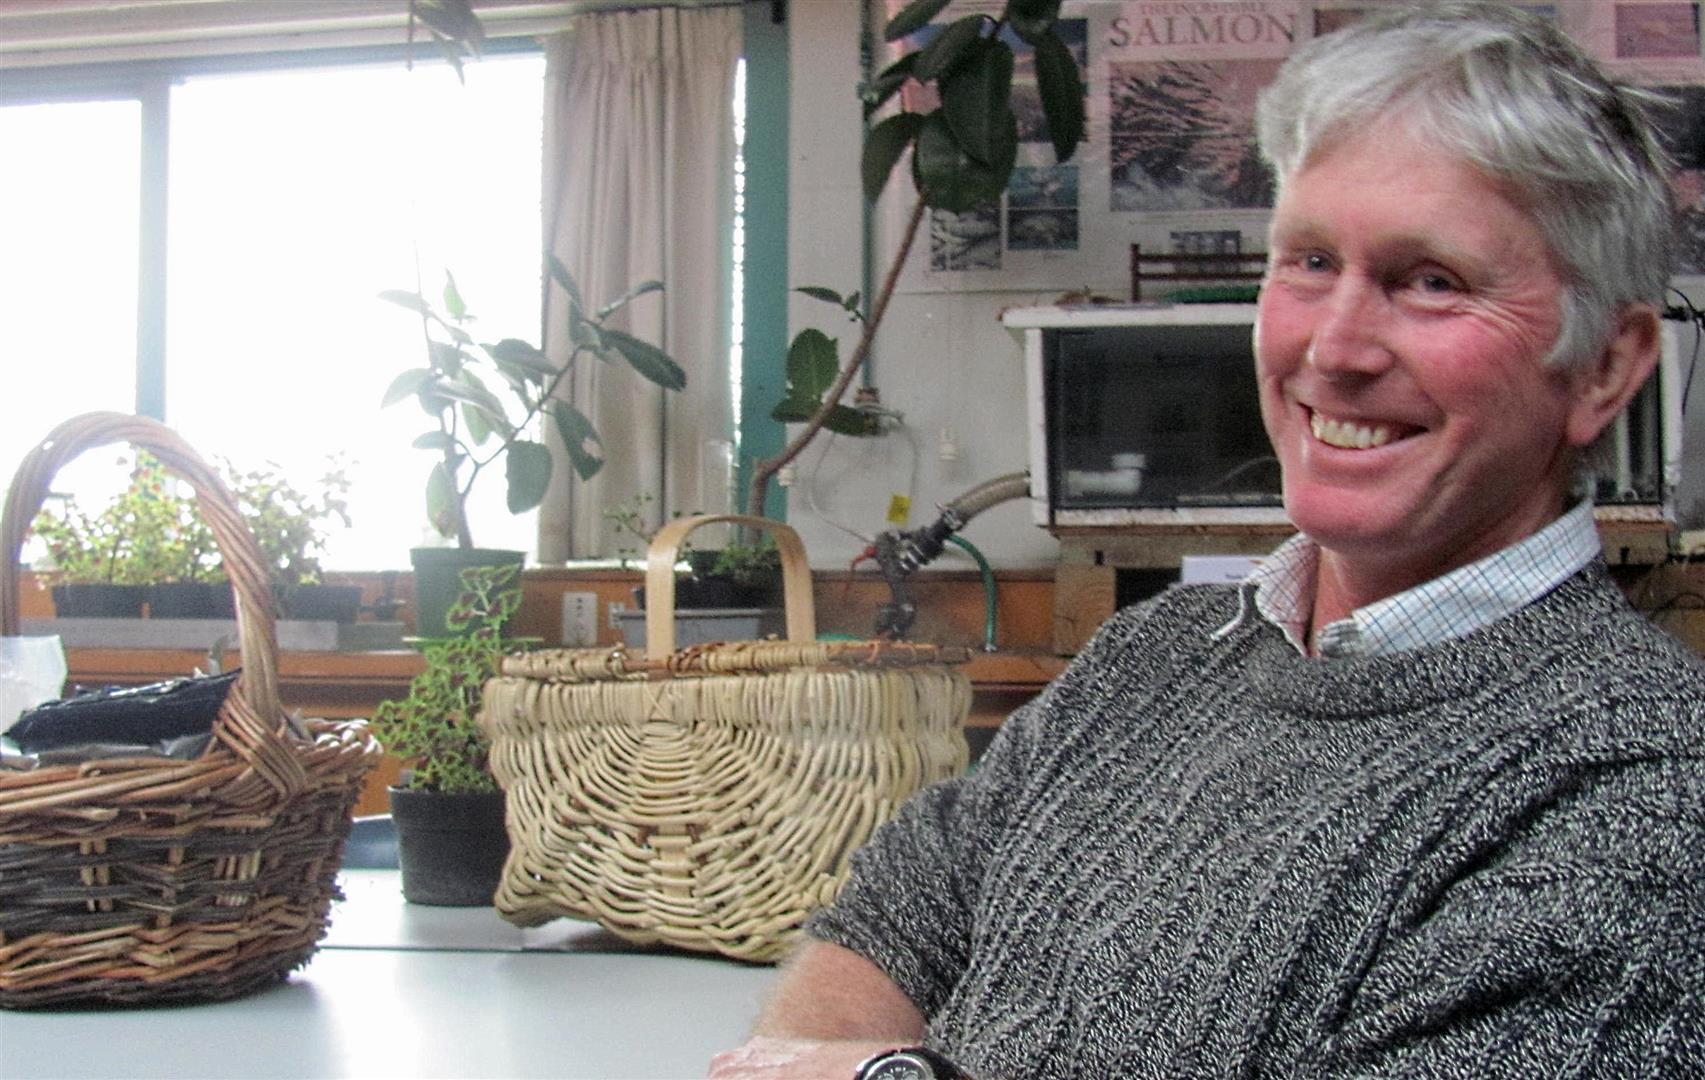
(709, 5), (1705, 1079)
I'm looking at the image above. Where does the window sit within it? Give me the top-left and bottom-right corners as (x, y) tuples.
(2, 50), (545, 569)
(0, 99), (141, 498)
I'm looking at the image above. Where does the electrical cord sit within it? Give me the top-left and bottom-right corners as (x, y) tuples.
(1665, 286), (1702, 417)
(806, 432), (875, 545)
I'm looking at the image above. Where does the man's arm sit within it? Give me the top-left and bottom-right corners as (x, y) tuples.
(707, 940), (925, 1079)
(751, 939), (926, 1039)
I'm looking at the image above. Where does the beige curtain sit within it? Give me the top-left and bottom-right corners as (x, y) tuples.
(537, 6), (739, 562)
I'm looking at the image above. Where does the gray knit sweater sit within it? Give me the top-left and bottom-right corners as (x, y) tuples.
(807, 562), (1705, 1078)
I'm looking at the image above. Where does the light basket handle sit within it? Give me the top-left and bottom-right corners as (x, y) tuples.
(0, 412), (305, 803)
(644, 513), (815, 660)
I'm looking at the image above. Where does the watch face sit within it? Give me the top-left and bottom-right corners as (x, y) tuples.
(863, 1052), (935, 1080)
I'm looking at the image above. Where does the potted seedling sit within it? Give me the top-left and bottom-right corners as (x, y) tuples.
(603, 495), (784, 646)
(369, 562), (520, 905)
(32, 452), (195, 617)
(151, 458), (356, 620)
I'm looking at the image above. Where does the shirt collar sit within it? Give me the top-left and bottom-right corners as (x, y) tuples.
(1215, 500), (1601, 658)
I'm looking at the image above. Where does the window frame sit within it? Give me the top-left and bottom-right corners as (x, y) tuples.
(0, 38), (545, 427)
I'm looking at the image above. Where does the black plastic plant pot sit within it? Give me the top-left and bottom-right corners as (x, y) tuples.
(50, 583), (148, 618)
(147, 582), (236, 619)
(633, 576), (777, 611)
(278, 584), (363, 623)
(388, 786), (510, 906)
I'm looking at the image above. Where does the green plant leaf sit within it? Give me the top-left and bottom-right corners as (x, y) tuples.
(427, 340), (463, 374)
(915, 15), (987, 82)
(547, 254), (585, 321)
(463, 402), (493, 445)
(382, 368), (435, 407)
(412, 432), (457, 452)
(546, 400), (605, 480)
(824, 404), (882, 437)
(863, 111), (924, 203)
(442, 272), (467, 321)
(941, 37), (1014, 166)
(379, 289), (431, 315)
(884, 0), (953, 42)
(504, 439), (552, 513)
(433, 376), (509, 427)
(602, 328), (686, 390)
(914, 109), (1013, 212)
(412, 0), (485, 51)
(570, 317), (604, 352)
(595, 280), (664, 321)
(1004, 0), (1062, 44)
(863, 52), (919, 119)
(795, 286), (847, 306)
(1033, 31), (1085, 163)
(487, 338), (557, 383)
(785, 328), (839, 403)
(426, 462), (458, 538)
(453, 370), (501, 444)
(770, 395), (816, 423)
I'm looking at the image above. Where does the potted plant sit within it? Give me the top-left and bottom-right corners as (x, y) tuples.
(32, 451), (359, 621)
(381, 261), (684, 637)
(31, 452), (197, 617)
(604, 495), (783, 608)
(369, 562), (520, 905)
(602, 497), (784, 648)
(225, 457), (358, 621)
(743, 0), (1086, 519)
(151, 457), (356, 620)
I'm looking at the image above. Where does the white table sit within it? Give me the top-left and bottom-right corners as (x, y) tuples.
(0, 871), (778, 1079)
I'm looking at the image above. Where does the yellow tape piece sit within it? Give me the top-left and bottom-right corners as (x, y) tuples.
(885, 494), (911, 526)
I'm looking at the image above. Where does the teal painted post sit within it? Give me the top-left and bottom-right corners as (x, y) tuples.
(737, 1), (789, 521)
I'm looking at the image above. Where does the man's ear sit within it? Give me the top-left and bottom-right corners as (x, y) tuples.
(1565, 303), (1661, 449)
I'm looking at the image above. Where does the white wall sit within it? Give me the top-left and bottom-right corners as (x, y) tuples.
(784, 0), (1063, 570)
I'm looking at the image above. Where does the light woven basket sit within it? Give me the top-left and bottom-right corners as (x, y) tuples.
(481, 513), (970, 962)
(0, 412), (382, 1008)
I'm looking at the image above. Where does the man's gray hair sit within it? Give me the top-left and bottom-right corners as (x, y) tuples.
(1255, 1), (1676, 374)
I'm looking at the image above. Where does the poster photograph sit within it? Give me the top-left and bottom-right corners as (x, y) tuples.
(885, 0), (1705, 293)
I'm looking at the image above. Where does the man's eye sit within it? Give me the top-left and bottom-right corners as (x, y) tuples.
(1303, 253), (1331, 272)
(1416, 272), (1460, 293)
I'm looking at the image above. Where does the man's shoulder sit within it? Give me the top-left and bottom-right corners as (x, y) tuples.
(1544, 563), (1705, 680)
(1089, 581), (1244, 654)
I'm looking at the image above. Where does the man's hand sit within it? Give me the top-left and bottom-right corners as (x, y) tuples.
(707, 1035), (893, 1079)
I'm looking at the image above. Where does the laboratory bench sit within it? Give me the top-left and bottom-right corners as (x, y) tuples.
(0, 868), (779, 1080)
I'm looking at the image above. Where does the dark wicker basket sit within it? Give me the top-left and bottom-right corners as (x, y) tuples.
(0, 412), (381, 1007)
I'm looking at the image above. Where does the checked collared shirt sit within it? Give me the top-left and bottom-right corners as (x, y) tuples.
(1220, 500), (1601, 658)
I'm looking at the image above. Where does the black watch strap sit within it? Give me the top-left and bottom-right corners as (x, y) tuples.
(853, 1045), (971, 1080)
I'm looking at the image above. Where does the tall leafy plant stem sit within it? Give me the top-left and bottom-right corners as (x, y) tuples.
(404, 299), (587, 549)
(406, 303), (474, 548)
(451, 343), (581, 536)
(744, 193), (927, 524)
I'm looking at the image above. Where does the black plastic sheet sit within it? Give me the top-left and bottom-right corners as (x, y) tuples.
(4, 670), (238, 756)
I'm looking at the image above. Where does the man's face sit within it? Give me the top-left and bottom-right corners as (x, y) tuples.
(1255, 127), (1591, 590)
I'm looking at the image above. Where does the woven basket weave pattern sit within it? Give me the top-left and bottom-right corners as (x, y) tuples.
(480, 515), (971, 962)
(0, 412), (381, 1007)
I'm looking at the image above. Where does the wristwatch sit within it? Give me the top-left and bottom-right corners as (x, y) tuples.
(853, 1046), (971, 1080)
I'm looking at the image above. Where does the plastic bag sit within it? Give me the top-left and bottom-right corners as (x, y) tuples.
(5, 669), (237, 755)
(0, 635), (67, 734)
